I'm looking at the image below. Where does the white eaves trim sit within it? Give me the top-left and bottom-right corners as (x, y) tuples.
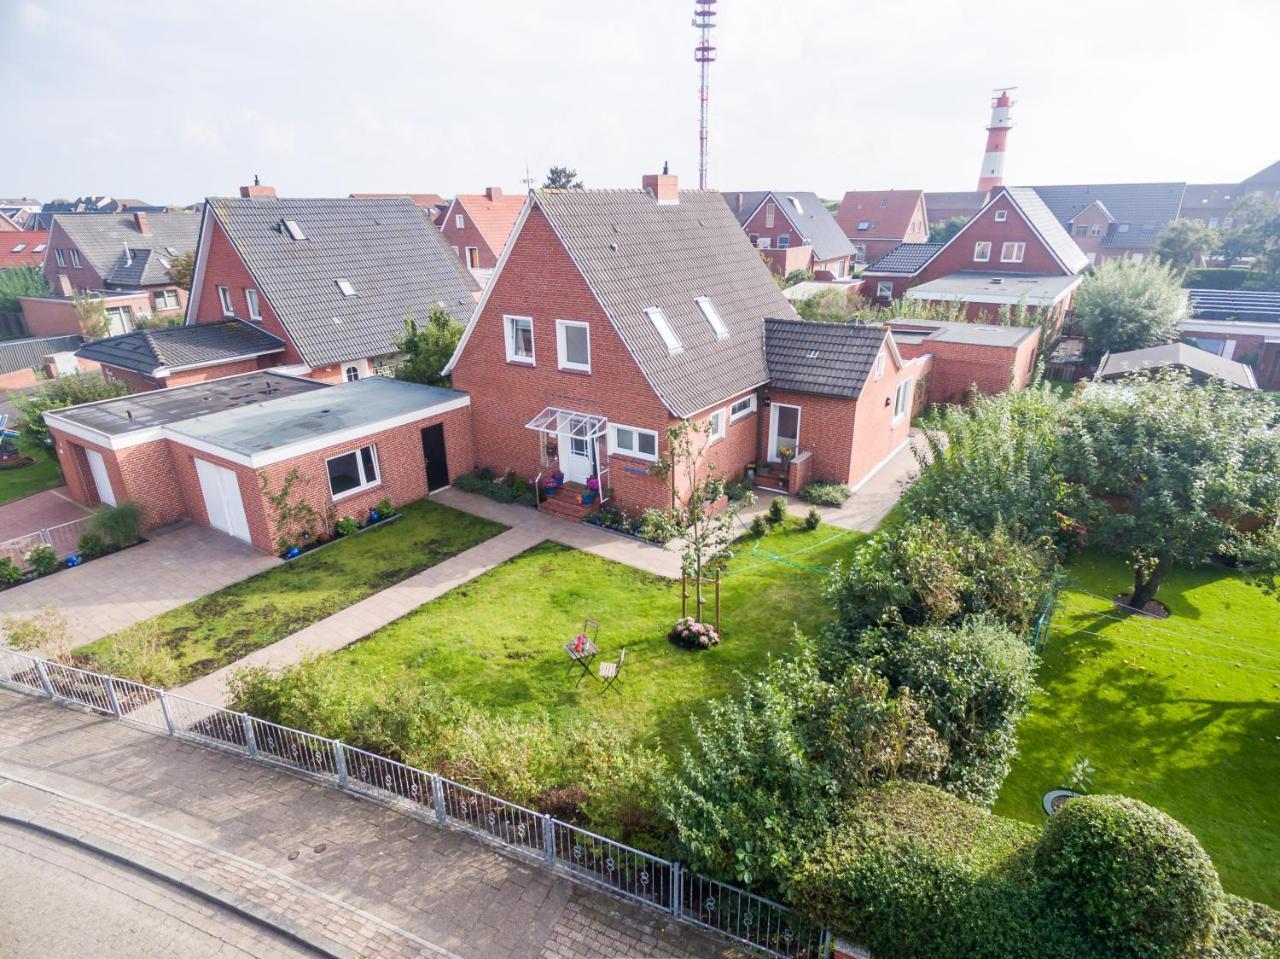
(905, 273), (1083, 307)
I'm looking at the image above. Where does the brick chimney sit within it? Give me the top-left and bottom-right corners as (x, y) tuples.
(484, 186), (503, 201)
(57, 274), (74, 296)
(642, 168), (679, 205)
(240, 184), (278, 198)
(132, 211), (151, 235)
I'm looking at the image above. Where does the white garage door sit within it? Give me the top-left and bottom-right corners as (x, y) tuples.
(84, 448), (116, 506)
(194, 459), (251, 544)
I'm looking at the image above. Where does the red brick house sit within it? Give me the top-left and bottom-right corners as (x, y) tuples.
(18, 285), (155, 338)
(834, 190), (930, 265)
(349, 192), (449, 223)
(0, 231), (49, 270)
(1030, 182), (1184, 264)
(438, 187), (526, 272)
(862, 186), (1088, 327)
(723, 191), (855, 279)
(185, 188), (479, 384)
(44, 373), (472, 553)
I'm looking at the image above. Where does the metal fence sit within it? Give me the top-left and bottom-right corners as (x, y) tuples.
(0, 647), (829, 958)
(0, 516), (94, 567)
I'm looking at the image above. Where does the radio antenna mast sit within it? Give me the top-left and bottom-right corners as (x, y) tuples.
(693, 1), (718, 189)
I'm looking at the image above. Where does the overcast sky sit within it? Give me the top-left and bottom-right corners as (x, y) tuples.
(4, 0), (1277, 205)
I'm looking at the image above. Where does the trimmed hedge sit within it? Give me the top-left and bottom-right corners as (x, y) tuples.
(801, 482), (851, 506)
(1183, 268), (1280, 292)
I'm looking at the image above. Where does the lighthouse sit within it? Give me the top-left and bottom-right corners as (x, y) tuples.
(977, 88), (1015, 192)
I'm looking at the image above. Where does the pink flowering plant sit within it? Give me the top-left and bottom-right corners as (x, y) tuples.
(668, 616), (721, 650)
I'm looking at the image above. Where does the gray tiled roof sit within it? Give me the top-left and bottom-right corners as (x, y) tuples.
(0, 335), (83, 376)
(1243, 161), (1280, 186)
(864, 242), (945, 274)
(1030, 183), (1185, 250)
(53, 213), (198, 286)
(763, 318), (887, 398)
(924, 191), (988, 223)
(1001, 187), (1090, 273)
(721, 191), (854, 262)
(75, 319), (285, 375)
(208, 196), (480, 369)
(533, 188), (798, 417)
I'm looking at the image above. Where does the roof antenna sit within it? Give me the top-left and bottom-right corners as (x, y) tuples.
(254, 173), (261, 186)
(662, 160), (670, 175)
(521, 159), (535, 192)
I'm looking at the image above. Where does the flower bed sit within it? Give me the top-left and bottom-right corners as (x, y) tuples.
(584, 505), (677, 545)
(455, 468), (541, 507)
(668, 616), (720, 649)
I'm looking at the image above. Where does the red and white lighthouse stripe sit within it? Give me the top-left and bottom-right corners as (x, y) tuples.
(977, 89), (1014, 192)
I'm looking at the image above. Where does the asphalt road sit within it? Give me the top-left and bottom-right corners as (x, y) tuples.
(0, 822), (320, 958)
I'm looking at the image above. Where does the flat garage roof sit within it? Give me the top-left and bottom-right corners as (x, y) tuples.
(886, 318), (1037, 348)
(166, 376), (468, 460)
(905, 271), (1082, 306)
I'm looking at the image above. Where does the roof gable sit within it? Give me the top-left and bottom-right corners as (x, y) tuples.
(864, 241), (946, 275)
(724, 191), (853, 262)
(835, 190), (926, 241)
(1242, 160), (1280, 186)
(1031, 182), (1185, 250)
(451, 191), (526, 257)
(764, 318), (889, 398)
(52, 213), (198, 282)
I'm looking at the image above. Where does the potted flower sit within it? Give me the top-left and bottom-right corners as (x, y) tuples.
(778, 446), (794, 469)
(552, 470), (565, 487)
(745, 462), (757, 481)
(583, 475), (600, 505)
(544, 477), (559, 497)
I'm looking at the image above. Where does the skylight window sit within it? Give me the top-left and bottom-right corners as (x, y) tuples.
(283, 219), (307, 241)
(787, 195), (803, 215)
(335, 278), (356, 296)
(11, 243), (26, 253)
(644, 306), (683, 355)
(695, 296), (729, 339)
(857, 220), (870, 231)
(33, 244), (45, 253)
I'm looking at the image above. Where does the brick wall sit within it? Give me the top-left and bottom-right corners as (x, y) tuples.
(99, 355), (279, 393)
(439, 199), (500, 269)
(764, 389), (856, 486)
(19, 291), (154, 338)
(896, 334), (1040, 406)
(43, 220), (106, 292)
(848, 349), (918, 489)
(49, 430), (187, 527)
(917, 192), (1070, 281)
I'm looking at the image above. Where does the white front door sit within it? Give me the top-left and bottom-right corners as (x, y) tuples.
(194, 459), (252, 544)
(558, 426), (595, 485)
(84, 448), (116, 506)
(767, 403), (801, 462)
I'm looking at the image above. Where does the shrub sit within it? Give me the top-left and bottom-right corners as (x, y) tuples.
(638, 508), (677, 545)
(804, 506), (821, 530)
(93, 624), (182, 687)
(802, 482), (851, 506)
(2, 605), (73, 662)
(850, 617), (1036, 806)
(1074, 258), (1185, 357)
(0, 557), (22, 584)
(77, 531), (109, 559)
(455, 469), (538, 507)
(375, 497), (393, 517)
(725, 475), (756, 503)
(87, 501), (144, 548)
(12, 372), (130, 444)
(1036, 795), (1224, 959)
(668, 616), (720, 649)
(768, 496), (788, 524)
(750, 514), (768, 537)
(335, 516), (360, 536)
(24, 544), (60, 576)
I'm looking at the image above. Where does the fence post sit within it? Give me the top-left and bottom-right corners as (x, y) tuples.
(158, 691), (176, 735)
(542, 814), (555, 865)
(332, 741), (348, 786)
(671, 863), (682, 918)
(33, 659), (56, 699)
(240, 714), (257, 758)
(104, 677), (122, 719)
(431, 774), (446, 823)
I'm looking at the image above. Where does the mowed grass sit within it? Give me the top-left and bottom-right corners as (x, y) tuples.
(78, 499), (505, 682)
(0, 436), (63, 505)
(996, 550), (1280, 906)
(325, 518), (865, 751)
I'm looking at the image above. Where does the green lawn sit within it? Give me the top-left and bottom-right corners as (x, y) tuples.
(324, 519), (865, 750)
(996, 550), (1280, 906)
(78, 499), (506, 682)
(0, 436), (62, 506)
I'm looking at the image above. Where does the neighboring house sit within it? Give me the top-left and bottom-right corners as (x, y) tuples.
(1180, 288), (1280, 389)
(885, 318), (1041, 405)
(1178, 184), (1241, 230)
(924, 191), (988, 227)
(438, 187), (526, 273)
(44, 211), (197, 315)
(1240, 160), (1280, 202)
(862, 186), (1088, 327)
(1095, 342), (1257, 389)
(833, 190), (929, 265)
(723, 191), (855, 278)
(0, 334), (92, 391)
(18, 284), (154, 338)
(1, 199), (43, 231)
(350, 192), (450, 223)
(186, 186), (479, 384)
(76, 319), (286, 391)
(44, 373), (472, 553)
(0, 230), (48, 269)
(1030, 182), (1185, 264)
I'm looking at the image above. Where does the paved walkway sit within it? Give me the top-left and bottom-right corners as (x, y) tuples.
(808, 429), (928, 532)
(1, 523), (280, 646)
(0, 486), (92, 541)
(0, 691), (742, 959)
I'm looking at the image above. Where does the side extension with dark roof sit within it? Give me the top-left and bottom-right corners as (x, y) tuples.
(76, 319), (286, 389)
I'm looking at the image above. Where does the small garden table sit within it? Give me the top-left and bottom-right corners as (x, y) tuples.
(563, 639), (600, 687)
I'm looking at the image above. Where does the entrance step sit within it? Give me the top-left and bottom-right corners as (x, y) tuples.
(539, 483), (600, 522)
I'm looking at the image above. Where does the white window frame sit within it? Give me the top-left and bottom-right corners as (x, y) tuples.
(765, 203), (775, 227)
(729, 393), (757, 422)
(465, 246), (479, 269)
(335, 278), (356, 296)
(875, 351), (886, 380)
(11, 243), (26, 253)
(994, 209), (1008, 222)
(555, 319), (591, 372)
(1000, 241), (1025, 263)
(974, 241), (991, 262)
(70, 248), (81, 268)
(892, 378), (913, 425)
(245, 288), (262, 321)
(283, 219), (307, 241)
(707, 407), (726, 443)
(55, 249), (65, 267)
(504, 314), (535, 365)
(1090, 224), (1104, 236)
(608, 423), (659, 462)
(326, 444), (380, 500)
(875, 280), (893, 299)
(695, 296), (729, 339)
(644, 306), (683, 355)
(218, 285), (233, 316)
(455, 214), (464, 229)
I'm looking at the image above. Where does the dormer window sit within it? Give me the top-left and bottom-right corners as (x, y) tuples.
(283, 219), (307, 241)
(335, 278), (356, 296)
(644, 306), (683, 355)
(695, 296), (728, 339)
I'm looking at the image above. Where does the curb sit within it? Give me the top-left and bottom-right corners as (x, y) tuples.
(0, 806), (355, 959)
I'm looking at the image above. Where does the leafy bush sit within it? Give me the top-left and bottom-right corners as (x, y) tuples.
(93, 624), (182, 687)
(0, 557), (22, 584)
(1, 605), (73, 662)
(725, 475), (755, 503)
(1074, 258), (1185, 356)
(638, 508), (677, 545)
(804, 506), (821, 531)
(1036, 795), (1224, 959)
(668, 616), (720, 649)
(335, 516), (360, 536)
(455, 469), (538, 507)
(1182, 268), (1280, 292)
(375, 497), (394, 517)
(77, 531), (109, 559)
(0, 264), (51, 312)
(87, 501), (144, 548)
(768, 496), (788, 524)
(801, 483), (851, 506)
(824, 518), (1052, 637)
(849, 617), (1036, 806)
(750, 514), (768, 537)
(24, 544), (59, 576)
(12, 373), (130, 444)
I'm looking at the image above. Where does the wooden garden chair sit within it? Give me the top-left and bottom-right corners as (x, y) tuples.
(598, 647), (625, 696)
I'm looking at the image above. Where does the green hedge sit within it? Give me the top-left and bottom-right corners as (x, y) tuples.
(1183, 268), (1280, 291)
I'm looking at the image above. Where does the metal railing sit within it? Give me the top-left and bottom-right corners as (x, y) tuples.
(0, 647), (828, 958)
(0, 516), (95, 567)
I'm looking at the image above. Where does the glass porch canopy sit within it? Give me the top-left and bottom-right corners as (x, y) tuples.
(524, 407), (608, 439)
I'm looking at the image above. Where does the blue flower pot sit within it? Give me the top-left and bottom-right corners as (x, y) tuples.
(66, 555), (81, 568)
(284, 546), (301, 559)
(369, 511), (381, 523)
